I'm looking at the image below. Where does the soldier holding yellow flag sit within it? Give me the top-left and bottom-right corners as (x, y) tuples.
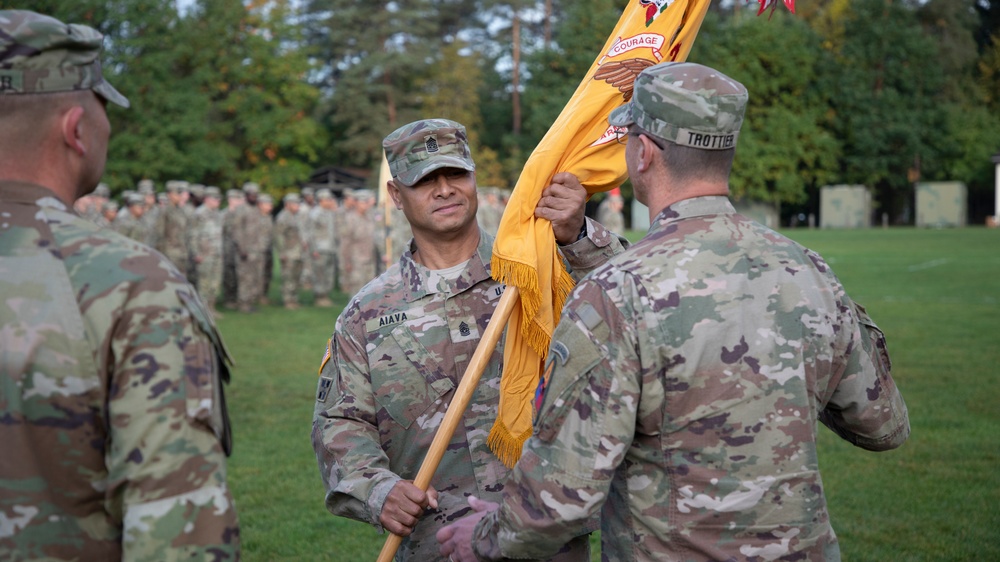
(311, 118), (627, 562)
(437, 60), (908, 562)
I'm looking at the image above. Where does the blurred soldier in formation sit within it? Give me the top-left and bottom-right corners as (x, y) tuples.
(114, 193), (150, 244)
(94, 200), (118, 228)
(383, 202), (411, 267)
(155, 180), (192, 275)
(338, 189), (379, 296)
(193, 186), (225, 318)
(137, 179), (159, 247)
(0, 9), (239, 559)
(309, 188), (339, 306)
(275, 192), (308, 309)
(221, 188), (245, 308)
(595, 187), (626, 235)
(299, 186), (317, 291)
(188, 183), (205, 209)
(476, 187), (503, 236)
(233, 190), (273, 312)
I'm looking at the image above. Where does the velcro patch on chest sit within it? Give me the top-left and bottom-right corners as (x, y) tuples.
(365, 309), (420, 332)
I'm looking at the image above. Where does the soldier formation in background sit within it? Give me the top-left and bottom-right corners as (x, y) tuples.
(75, 177), (480, 315)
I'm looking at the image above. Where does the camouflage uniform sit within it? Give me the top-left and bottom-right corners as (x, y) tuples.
(309, 189), (339, 302)
(112, 195), (149, 244)
(233, 194), (273, 311)
(0, 181), (240, 559)
(221, 189), (244, 307)
(464, 62), (910, 562)
(312, 223), (626, 562)
(155, 181), (192, 276)
(193, 188), (225, 315)
(274, 194), (307, 307)
(338, 191), (379, 296)
(595, 194), (626, 234)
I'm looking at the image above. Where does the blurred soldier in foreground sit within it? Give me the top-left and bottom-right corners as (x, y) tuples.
(0, 9), (239, 560)
(309, 188), (339, 306)
(193, 186), (225, 317)
(312, 118), (627, 561)
(438, 62), (910, 562)
(595, 186), (626, 235)
(275, 192), (308, 309)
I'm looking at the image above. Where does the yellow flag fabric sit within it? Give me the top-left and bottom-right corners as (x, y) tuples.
(487, 0), (714, 467)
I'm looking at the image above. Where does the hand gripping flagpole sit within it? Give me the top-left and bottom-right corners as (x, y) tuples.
(376, 286), (520, 562)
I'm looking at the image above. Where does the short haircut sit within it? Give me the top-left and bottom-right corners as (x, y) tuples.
(633, 125), (736, 184)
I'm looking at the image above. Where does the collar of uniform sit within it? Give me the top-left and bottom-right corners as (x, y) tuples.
(650, 196), (736, 231)
(399, 228), (494, 302)
(0, 180), (71, 212)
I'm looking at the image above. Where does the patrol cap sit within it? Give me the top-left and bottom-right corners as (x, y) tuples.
(242, 181), (260, 194)
(93, 182), (110, 197)
(226, 189), (244, 200)
(354, 189), (375, 202)
(382, 118), (475, 187)
(136, 179), (155, 194)
(316, 188), (333, 200)
(121, 189), (135, 200)
(188, 183), (205, 198)
(257, 193), (273, 204)
(101, 201), (118, 212)
(608, 62), (747, 151)
(165, 180), (189, 193)
(204, 186), (221, 199)
(283, 193), (301, 204)
(300, 187), (315, 197)
(156, 192), (168, 203)
(0, 10), (129, 108)
(125, 193), (144, 206)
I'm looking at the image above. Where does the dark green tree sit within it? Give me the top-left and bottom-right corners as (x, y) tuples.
(692, 10), (839, 206)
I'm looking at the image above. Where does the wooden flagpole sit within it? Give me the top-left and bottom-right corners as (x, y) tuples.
(376, 286), (520, 562)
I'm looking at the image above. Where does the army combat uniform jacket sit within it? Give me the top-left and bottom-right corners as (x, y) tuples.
(472, 196), (910, 561)
(0, 182), (240, 560)
(313, 220), (626, 561)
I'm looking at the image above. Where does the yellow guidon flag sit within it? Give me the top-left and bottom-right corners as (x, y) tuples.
(486, 0), (715, 467)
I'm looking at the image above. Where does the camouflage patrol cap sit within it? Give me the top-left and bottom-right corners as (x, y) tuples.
(608, 62), (747, 151)
(300, 187), (314, 197)
(93, 182), (110, 197)
(125, 192), (144, 206)
(283, 193), (301, 204)
(188, 183), (205, 198)
(257, 193), (273, 204)
(136, 179), (155, 194)
(0, 10), (129, 108)
(101, 201), (118, 212)
(165, 180), (189, 193)
(354, 189), (375, 202)
(382, 118), (475, 187)
(316, 188), (333, 200)
(242, 181), (260, 194)
(204, 186), (221, 199)
(226, 189), (244, 200)
(121, 189), (135, 200)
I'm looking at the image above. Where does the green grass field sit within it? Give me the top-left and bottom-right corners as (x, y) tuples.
(220, 227), (1000, 561)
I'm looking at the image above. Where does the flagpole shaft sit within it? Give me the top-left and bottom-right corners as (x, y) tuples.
(376, 286), (521, 562)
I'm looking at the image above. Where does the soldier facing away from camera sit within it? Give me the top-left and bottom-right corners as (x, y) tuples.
(0, 10), (239, 560)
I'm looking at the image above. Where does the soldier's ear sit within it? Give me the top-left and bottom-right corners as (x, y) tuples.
(387, 180), (403, 210)
(61, 105), (87, 157)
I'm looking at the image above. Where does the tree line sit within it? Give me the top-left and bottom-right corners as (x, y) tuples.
(11, 0), (1000, 224)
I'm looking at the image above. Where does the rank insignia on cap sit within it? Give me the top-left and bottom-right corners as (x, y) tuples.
(425, 136), (439, 153)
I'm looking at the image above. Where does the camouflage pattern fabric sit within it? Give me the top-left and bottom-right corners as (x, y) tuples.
(595, 197), (625, 235)
(193, 205), (225, 314)
(337, 209), (378, 296)
(312, 221), (627, 562)
(221, 204), (242, 306)
(471, 196), (910, 561)
(233, 206), (272, 309)
(0, 181), (239, 560)
(113, 209), (150, 245)
(382, 118), (476, 187)
(0, 10), (129, 108)
(308, 205), (339, 296)
(274, 206), (306, 305)
(609, 62), (746, 151)
(155, 202), (192, 275)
